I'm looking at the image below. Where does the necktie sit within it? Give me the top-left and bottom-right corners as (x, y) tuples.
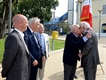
(40, 34), (46, 53)
(33, 32), (42, 58)
(32, 32), (39, 45)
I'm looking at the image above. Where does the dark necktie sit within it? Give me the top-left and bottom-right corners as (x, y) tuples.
(32, 32), (39, 45)
(34, 32), (42, 58)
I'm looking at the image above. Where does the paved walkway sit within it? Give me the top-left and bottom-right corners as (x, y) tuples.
(44, 44), (106, 80)
(0, 35), (106, 80)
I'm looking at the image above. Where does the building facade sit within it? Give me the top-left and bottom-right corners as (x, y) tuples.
(92, 0), (106, 33)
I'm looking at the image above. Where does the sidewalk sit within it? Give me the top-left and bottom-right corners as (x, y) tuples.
(0, 35), (106, 80)
(44, 44), (106, 80)
(44, 36), (106, 80)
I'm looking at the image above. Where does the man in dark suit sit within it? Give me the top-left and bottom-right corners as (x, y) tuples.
(1, 14), (31, 80)
(78, 21), (100, 80)
(63, 24), (91, 80)
(24, 17), (45, 80)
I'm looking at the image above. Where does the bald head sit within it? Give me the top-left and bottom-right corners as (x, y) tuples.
(69, 24), (81, 36)
(12, 14), (26, 25)
(70, 24), (79, 32)
(39, 24), (44, 28)
(12, 14), (28, 32)
(37, 23), (44, 34)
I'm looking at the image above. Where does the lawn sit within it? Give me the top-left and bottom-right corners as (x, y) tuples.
(0, 38), (65, 63)
(50, 38), (65, 50)
(0, 39), (5, 63)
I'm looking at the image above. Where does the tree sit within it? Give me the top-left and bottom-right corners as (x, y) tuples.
(0, 0), (59, 39)
(14, 0), (59, 23)
(0, 0), (18, 39)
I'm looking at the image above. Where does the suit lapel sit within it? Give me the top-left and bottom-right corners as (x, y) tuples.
(27, 29), (40, 49)
(21, 37), (30, 55)
(71, 33), (79, 41)
(14, 30), (29, 55)
(31, 34), (40, 49)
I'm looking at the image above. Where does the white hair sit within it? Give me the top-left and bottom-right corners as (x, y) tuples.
(28, 17), (40, 25)
(80, 21), (90, 29)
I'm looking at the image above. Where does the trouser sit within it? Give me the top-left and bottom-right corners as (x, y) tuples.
(37, 60), (46, 80)
(64, 64), (77, 80)
(83, 65), (97, 80)
(29, 65), (38, 80)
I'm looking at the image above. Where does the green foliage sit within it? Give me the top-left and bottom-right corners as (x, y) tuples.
(0, 0), (59, 38)
(0, 2), (3, 18)
(0, 39), (5, 63)
(13, 0), (59, 23)
(59, 22), (68, 34)
(0, 0), (19, 39)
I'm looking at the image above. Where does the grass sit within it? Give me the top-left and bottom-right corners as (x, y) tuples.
(0, 39), (5, 63)
(0, 38), (65, 63)
(50, 38), (65, 50)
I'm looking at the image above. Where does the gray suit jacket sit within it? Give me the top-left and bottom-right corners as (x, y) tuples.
(1, 30), (31, 80)
(81, 30), (100, 68)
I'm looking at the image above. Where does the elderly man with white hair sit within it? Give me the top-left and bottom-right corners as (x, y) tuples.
(63, 24), (91, 80)
(79, 21), (100, 80)
(24, 17), (45, 80)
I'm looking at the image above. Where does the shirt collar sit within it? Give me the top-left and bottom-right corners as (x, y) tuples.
(14, 28), (24, 38)
(28, 27), (33, 33)
(73, 33), (78, 38)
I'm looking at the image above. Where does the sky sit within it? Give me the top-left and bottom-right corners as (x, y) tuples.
(55, 0), (68, 17)
(54, 0), (78, 17)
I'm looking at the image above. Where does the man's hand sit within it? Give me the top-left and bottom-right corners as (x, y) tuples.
(79, 33), (83, 38)
(78, 53), (82, 58)
(42, 56), (46, 61)
(86, 32), (91, 39)
(32, 60), (38, 66)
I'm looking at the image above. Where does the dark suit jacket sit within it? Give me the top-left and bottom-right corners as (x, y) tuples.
(24, 28), (44, 68)
(81, 30), (100, 68)
(1, 30), (31, 80)
(63, 33), (85, 66)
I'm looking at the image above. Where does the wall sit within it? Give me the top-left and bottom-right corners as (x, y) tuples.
(92, 0), (106, 32)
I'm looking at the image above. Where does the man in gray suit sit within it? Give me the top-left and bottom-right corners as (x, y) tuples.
(1, 14), (31, 80)
(78, 21), (100, 80)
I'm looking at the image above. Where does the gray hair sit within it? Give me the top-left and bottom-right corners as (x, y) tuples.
(28, 17), (40, 25)
(80, 21), (90, 29)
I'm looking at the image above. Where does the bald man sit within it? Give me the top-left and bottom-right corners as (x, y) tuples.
(36, 24), (50, 80)
(63, 24), (91, 80)
(1, 14), (31, 80)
